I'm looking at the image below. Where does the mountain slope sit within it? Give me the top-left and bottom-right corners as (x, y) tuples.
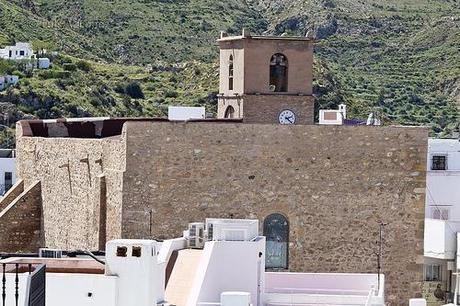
(9, 0), (269, 64)
(257, 0), (460, 132)
(0, 0), (458, 139)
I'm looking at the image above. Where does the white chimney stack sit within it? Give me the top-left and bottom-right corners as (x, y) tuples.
(105, 239), (165, 306)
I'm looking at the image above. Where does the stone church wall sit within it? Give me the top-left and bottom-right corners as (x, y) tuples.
(0, 180), (42, 253)
(122, 121), (427, 305)
(15, 125), (126, 251)
(243, 94), (314, 124)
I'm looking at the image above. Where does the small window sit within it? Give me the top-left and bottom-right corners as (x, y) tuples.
(228, 55), (234, 91)
(116, 246), (127, 257)
(132, 246), (142, 257)
(224, 106), (235, 119)
(269, 53), (288, 92)
(431, 207), (449, 220)
(4, 172), (12, 191)
(432, 155), (447, 170)
(19, 50), (25, 56)
(264, 213), (289, 269)
(425, 264), (442, 281)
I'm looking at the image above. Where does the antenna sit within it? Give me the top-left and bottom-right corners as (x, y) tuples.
(375, 222), (387, 292)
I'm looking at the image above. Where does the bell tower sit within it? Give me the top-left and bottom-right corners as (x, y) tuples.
(217, 30), (315, 125)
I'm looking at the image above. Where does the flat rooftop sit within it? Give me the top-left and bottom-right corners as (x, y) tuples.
(17, 117), (427, 139)
(217, 35), (313, 43)
(18, 117), (243, 138)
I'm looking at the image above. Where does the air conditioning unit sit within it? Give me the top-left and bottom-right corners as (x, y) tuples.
(188, 222), (205, 249)
(39, 248), (63, 258)
(205, 219), (259, 241)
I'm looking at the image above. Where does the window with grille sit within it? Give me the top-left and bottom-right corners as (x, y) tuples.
(431, 207), (449, 220)
(228, 55), (234, 91)
(264, 213), (289, 269)
(432, 155), (447, 170)
(425, 264), (442, 281)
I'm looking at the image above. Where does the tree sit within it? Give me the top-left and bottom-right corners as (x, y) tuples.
(125, 82), (144, 99)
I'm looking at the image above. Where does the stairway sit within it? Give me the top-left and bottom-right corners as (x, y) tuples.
(165, 249), (203, 306)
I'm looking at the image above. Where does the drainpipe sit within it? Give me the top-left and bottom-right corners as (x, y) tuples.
(454, 272), (459, 305)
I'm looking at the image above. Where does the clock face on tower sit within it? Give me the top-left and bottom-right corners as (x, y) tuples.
(278, 109), (296, 125)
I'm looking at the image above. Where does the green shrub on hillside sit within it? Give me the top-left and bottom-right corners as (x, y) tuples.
(125, 82), (144, 99)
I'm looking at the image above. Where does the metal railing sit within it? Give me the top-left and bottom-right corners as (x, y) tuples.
(1, 263), (46, 306)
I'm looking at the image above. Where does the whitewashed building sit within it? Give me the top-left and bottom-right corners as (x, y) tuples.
(319, 104), (347, 125)
(168, 106), (206, 121)
(0, 75), (19, 91)
(38, 58), (50, 69)
(0, 42), (33, 60)
(0, 218), (385, 306)
(0, 149), (16, 196)
(424, 139), (460, 305)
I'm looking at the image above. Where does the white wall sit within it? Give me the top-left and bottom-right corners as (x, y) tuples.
(47, 274), (117, 306)
(187, 237), (265, 306)
(3, 273), (117, 306)
(425, 139), (460, 221)
(158, 237), (187, 263)
(424, 219), (460, 259)
(0, 43), (33, 60)
(105, 239), (165, 306)
(168, 106), (205, 121)
(264, 272), (384, 306)
(0, 156), (16, 194)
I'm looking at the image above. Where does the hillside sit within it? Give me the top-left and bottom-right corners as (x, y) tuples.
(0, 0), (458, 147)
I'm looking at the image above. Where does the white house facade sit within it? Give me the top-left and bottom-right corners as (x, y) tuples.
(0, 42), (33, 60)
(424, 138), (460, 305)
(0, 149), (16, 196)
(0, 75), (19, 91)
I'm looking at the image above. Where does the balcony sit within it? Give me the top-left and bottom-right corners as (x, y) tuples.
(424, 219), (460, 260)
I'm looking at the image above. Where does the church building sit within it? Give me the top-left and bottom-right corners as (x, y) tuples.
(0, 32), (427, 305)
(217, 31), (314, 124)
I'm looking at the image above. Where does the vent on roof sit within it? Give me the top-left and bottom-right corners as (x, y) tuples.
(39, 248), (63, 258)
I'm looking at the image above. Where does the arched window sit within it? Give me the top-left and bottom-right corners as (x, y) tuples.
(224, 105), (235, 119)
(263, 213), (289, 269)
(269, 53), (288, 92)
(228, 55), (234, 91)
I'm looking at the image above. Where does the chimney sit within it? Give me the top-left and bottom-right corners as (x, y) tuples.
(242, 28), (251, 38)
(105, 240), (165, 306)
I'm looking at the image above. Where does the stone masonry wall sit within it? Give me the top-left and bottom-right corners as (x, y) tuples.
(15, 126), (126, 250)
(0, 181), (42, 253)
(243, 94), (314, 124)
(121, 121), (427, 306)
(0, 180), (24, 213)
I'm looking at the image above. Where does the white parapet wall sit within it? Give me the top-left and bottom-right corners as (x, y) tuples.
(187, 237), (266, 306)
(424, 219), (460, 260)
(264, 272), (384, 306)
(168, 106), (205, 121)
(105, 239), (165, 306)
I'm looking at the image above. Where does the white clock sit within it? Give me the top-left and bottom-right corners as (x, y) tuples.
(278, 109), (296, 125)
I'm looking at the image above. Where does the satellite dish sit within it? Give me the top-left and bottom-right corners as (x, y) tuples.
(269, 84), (276, 92)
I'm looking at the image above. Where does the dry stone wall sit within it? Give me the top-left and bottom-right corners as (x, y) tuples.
(122, 121), (427, 305)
